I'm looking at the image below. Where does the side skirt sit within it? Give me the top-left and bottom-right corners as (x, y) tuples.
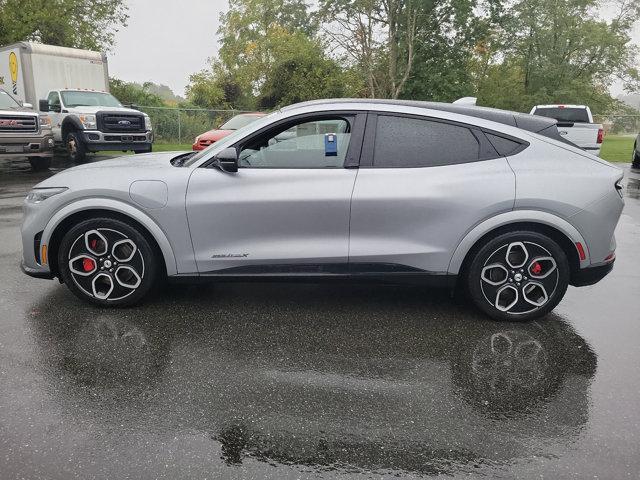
(168, 262), (457, 288)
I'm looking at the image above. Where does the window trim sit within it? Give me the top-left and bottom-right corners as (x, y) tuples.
(361, 112), (529, 168)
(201, 111), (367, 170)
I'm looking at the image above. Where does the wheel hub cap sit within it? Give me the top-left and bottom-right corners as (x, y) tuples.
(68, 228), (144, 301)
(480, 241), (559, 315)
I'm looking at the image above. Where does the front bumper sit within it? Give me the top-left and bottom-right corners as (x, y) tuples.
(570, 261), (614, 287)
(21, 260), (54, 280)
(0, 133), (55, 159)
(82, 130), (153, 152)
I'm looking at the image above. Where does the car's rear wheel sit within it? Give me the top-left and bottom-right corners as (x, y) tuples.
(466, 231), (570, 322)
(58, 217), (160, 306)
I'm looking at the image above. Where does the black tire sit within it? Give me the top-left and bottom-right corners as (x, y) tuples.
(632, 146), (640, 169)
(466, 231), (570, 322)
(29, 156), (51, 171)
(57, 217), (160, 307)
(134, 145), (152, 154)
(65, 131), (87, 163)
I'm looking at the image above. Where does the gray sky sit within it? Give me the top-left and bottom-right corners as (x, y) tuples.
(108, 0), (639, 98)
(109, 0), (226, 97)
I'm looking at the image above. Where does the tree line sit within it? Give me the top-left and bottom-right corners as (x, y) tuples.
(2, 0), (639, 114)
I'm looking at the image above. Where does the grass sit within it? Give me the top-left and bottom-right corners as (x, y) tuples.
(600, 134), (634, 163)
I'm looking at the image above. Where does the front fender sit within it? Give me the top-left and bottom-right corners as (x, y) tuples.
(41, 198), (178, 275)
(447, 210), (589, 274)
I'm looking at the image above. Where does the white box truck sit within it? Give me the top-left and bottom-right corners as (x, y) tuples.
(0, 42), (153, 162)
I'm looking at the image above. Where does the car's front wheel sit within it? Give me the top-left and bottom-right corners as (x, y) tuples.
(466, 231), (570, 322)
(57, 217), (160, 306)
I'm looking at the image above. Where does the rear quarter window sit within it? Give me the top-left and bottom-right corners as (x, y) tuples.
(373, 115), (480, 167)
(485, 133), (524, 156)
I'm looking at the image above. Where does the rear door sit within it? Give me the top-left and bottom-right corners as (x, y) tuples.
(349, 113), (516, 274)
(186, 112), (365, 275)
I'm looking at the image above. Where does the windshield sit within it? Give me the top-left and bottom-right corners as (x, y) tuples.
(60, 91), (123, 108)
(0, 89), (21, 110)
(533, 107), (590, 123)
(182, 111), (279, 167)
(220, 114), (264, 130)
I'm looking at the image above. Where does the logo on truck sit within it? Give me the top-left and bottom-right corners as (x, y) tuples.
(9, 52), (18, 95)
(118, 120), (132, 125)
(0, 119), (19, 126)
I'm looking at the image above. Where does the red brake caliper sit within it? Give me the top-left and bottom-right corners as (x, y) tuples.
(531, 262), (542, 275)
(82, 258), (95, 272)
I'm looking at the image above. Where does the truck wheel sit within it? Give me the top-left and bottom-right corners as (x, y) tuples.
(29, 157), (52, 171)
(134, 145), (152, 154)
(66, 131), (87, 163)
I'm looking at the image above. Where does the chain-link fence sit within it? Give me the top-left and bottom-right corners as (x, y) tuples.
(137, 107), (640, 144)
(594, 115), (640, 136)
(138, 106), (255, 145)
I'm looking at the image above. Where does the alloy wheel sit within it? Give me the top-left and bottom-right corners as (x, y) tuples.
(67, 228), (145, 301)
(479, 241), (559, 315)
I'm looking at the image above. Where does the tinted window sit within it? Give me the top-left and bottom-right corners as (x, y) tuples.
(373, 116), (479, 167)
(239, 118), (351, 168)
(533, 107), (589, 123)
(485, 133), (523, 156)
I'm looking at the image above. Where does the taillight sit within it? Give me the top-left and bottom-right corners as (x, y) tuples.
(597, 128), (604, 144)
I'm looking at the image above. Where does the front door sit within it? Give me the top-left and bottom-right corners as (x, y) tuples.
(185, 113), (364, 275)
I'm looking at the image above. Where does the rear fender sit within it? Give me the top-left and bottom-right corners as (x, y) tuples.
(448, 210), (589, 274)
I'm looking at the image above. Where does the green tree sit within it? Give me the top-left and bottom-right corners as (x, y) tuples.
(0, 0), (128, 51)
(109, 78), (165, 107)
(218, 0), (316, 93)
(474, 0), (640, 113)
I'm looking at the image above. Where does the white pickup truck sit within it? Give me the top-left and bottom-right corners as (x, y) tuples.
(529, 105), (603, 156)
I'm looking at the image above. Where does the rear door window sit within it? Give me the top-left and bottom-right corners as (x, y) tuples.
(533, 107), (589, 123)
(373, 115), (480, 168)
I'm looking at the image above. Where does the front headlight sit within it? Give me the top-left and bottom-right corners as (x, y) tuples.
(144, 115), (152, 131)
(79, 114), (97, 130)
(26, 187), (68, 204)
(39, 115), (52, 130)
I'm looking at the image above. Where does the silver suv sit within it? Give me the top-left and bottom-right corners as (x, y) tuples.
(21, 99), (624, 321)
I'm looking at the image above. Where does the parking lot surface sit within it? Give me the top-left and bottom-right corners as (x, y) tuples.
(1, 156), (639, 479)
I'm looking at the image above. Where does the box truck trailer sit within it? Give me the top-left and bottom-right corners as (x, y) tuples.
(0, 42), (153, 162)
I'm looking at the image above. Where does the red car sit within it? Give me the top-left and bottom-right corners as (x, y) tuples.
(192, 112), (267, 150)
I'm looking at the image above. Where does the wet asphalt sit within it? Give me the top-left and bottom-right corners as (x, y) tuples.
(0, 155), (639, 479)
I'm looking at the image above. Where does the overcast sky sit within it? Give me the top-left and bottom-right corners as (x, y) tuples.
(108, 0), (639, 98)
(108, 0), (226, 97)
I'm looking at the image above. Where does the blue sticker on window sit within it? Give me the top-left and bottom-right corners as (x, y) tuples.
(324, 133), (337, 156)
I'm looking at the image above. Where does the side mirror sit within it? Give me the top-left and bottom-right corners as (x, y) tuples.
(214, 147), (238, 173)
(22, 102), (33, 109)
(38, 99), (49, 112)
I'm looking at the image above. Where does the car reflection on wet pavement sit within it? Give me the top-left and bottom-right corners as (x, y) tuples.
(0, 160), (639, 479)
(27, 288), (596, 476)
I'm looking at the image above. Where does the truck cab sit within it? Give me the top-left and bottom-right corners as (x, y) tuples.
(40, 89), (153, 162)
(0, 88), (54, 170)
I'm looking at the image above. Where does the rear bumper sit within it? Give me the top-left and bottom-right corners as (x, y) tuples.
(570, 261), (614, 287)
